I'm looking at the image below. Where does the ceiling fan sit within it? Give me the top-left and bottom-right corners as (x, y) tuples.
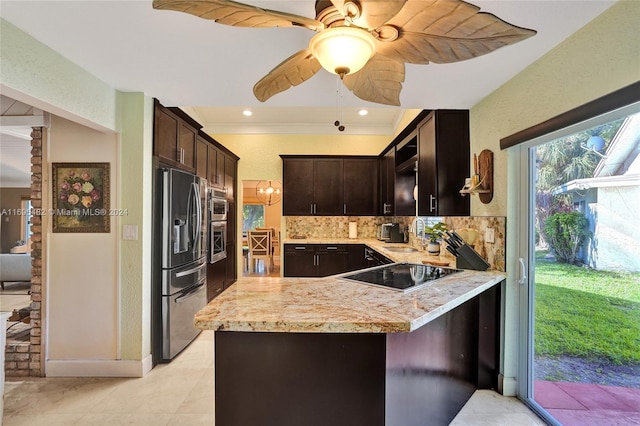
(152, 0), (536, 106)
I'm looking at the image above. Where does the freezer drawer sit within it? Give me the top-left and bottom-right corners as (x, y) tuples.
(162, 278), (207, 360)
(162, 257), (207, 295)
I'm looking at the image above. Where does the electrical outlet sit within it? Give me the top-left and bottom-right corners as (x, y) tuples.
(338, 222), (344, 229)
(485, 228), (495, 244)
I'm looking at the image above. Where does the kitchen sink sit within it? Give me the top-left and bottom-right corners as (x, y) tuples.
(383, 246), (419, 253)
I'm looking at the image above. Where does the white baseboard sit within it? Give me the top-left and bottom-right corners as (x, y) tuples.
(498, 374), (518, 396)
(46, 354), (153, 378)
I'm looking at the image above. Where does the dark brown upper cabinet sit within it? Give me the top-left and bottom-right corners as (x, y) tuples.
(195, 136), (208, 179)
(416, 110), (470, 216)
(153, 101), (200, 173)
(379, 148), (395, 216)
(343, 158), (379, 216)
(282, 156), (378, 216)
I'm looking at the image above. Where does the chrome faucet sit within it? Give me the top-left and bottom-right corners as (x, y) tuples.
(412, 217), (426, 250)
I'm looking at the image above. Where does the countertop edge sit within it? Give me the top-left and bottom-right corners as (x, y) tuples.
(194, 272), (506, 334)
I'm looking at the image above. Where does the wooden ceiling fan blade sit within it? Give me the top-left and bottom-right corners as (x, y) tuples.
(377, 0), (536, 63)
(377, 28), (535, 64)
(153, 0), (323, 30)
(329, 0), (406, 30)
(253, 49), (322, 102)
(343, 55), (404, 106)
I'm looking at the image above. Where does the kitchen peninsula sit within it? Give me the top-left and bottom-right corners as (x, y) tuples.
(195, 266), (505, 426)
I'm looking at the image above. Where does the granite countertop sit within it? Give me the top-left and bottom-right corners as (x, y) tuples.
(194, 269), (505, 334)
(282, 237), (456, 266)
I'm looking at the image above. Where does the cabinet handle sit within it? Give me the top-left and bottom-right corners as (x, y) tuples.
(310, 204), (314, 214)
(430, 195), (437, 213)
(326, 246), (338, 250)
(313, 254), (318, 266)
(295, 246), (306, 250)
(343, 204), (347, 215)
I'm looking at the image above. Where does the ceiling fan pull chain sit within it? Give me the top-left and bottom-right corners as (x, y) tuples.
(334, 75), (345, 132)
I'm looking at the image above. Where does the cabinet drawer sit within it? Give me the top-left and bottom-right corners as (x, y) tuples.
(316, 244), (348, 253)
(284, 244), (314, 253)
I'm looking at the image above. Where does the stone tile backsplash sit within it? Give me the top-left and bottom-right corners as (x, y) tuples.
(284, 215), (506, 271)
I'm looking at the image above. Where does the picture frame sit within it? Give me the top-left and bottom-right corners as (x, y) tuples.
(51, 162), (110, 233)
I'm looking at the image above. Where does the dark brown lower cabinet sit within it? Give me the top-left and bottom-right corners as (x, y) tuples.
(213, 283), (501, 426)
(206, 261), (225, 302)
(283, 244), (349, 277)
(285, 244), (391, 277)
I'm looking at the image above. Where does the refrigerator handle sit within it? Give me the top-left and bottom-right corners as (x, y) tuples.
(192, 182), (202, 255)
(175, 281), (205, 303)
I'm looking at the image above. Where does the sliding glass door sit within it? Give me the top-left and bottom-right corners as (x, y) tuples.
(514, 102), (640, 425)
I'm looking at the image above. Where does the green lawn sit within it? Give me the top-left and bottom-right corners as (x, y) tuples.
(534, 251), (640, 364)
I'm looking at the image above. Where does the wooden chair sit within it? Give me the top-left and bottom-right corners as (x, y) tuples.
(248, 230), (273, 274)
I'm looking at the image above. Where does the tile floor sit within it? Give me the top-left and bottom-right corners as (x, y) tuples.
(3, 330), (546, 426)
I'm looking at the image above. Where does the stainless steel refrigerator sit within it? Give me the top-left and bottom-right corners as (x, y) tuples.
(153, 165), (208, 362)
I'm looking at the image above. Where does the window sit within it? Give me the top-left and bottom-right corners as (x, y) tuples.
(243, 204), (264, 235)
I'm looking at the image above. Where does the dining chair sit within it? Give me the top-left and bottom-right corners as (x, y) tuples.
(247, 230), (273, 274)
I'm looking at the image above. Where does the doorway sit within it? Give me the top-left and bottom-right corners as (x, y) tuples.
(514, 104), (640, 424)
(241, 180), (282, 277)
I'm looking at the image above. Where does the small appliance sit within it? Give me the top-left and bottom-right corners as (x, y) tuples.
(378, 223), (393, 241)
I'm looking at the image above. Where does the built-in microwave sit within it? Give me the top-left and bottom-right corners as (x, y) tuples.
(209, 188), (228, 221)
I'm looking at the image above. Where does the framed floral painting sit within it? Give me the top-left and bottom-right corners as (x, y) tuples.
(52, 162), (110, 233)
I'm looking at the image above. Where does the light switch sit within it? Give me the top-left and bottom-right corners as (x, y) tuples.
(123, 224), (138, 241)
(485, 228), (495, 244)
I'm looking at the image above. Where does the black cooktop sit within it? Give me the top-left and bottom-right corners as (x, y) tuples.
(340, 263), (462, 293)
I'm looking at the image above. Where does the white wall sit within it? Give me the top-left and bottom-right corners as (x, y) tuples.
(46, 115), (119, 360)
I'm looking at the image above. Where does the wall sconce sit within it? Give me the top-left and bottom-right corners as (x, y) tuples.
(460, 149), (493, 204)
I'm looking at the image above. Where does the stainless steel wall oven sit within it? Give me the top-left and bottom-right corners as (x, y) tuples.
(208, 188), (227, 263)
(209, 189), (228, 221)
(209, 220), (227, 263)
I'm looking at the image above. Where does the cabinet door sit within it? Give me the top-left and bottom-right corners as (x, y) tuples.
(216, 149), (225, 189)
(417, 111), (470, 216)
(283, 245), (317, 277)
(347, 244), (367, 272)
(417, 114), (438, 216)
(224, 243), (236, 288)
(434, 110), (470, 216)
(316, 249), (349, 277)
(154, 106), (179, 165)
(208, 145), (218, 187)
(207, 260), (225, 302)
(224, 155), (236, 200)
(196, 136), (208, 180)
(380, 149), (395, 215)
(178, 122), (196, 172)
(343, 158), (378, 216)
(314, 159), (343, 215)
(282, 159), (315, 216)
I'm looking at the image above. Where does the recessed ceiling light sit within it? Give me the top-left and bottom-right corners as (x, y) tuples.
(358, 109), (368, 116)
(242, 109), (253, 117)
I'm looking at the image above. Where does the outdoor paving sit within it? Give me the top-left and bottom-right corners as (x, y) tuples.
(535, 380), (640, 425)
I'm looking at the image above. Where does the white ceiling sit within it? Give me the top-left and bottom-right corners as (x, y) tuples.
(0, 0), (616, 137)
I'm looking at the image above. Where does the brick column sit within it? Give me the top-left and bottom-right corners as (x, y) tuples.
(29, 127), (43, 376)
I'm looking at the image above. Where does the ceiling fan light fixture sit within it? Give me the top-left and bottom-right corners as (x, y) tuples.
(309, 26), (376, 77)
